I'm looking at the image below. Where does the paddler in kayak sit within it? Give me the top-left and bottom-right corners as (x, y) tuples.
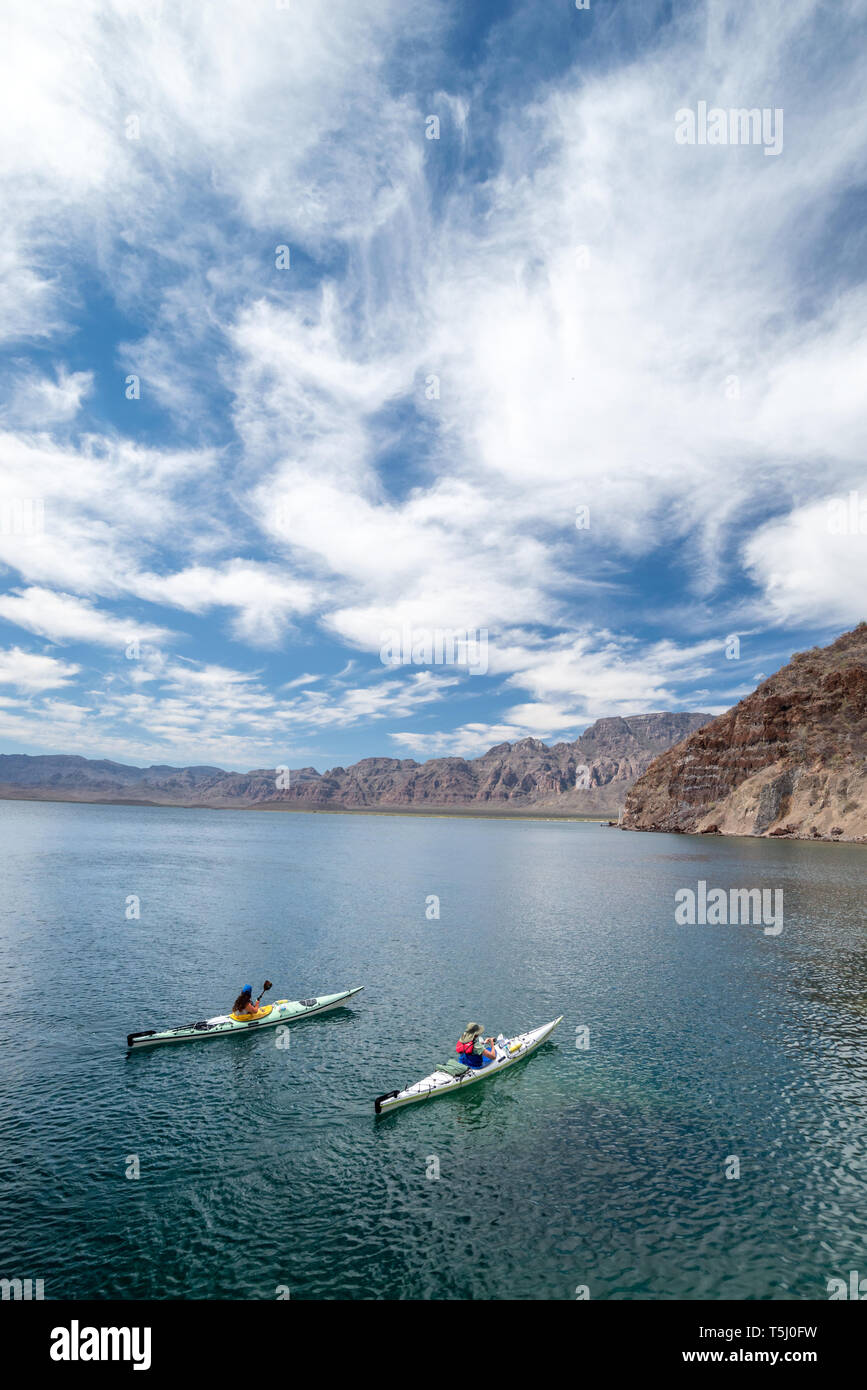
(232, 984), (261, 1016)
(456, 1022), (496, 1068)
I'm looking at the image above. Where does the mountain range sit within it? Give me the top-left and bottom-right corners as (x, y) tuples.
(0, 712), (711, 817)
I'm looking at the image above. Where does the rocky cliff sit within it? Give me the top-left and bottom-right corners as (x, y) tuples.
(0, 712), (710, 817)
(621, 624), (867, 841)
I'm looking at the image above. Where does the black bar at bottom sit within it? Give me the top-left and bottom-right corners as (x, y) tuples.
(2, 1297), (861, 1375)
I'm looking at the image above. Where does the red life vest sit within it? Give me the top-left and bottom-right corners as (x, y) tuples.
(456, 1038), (475, 1055)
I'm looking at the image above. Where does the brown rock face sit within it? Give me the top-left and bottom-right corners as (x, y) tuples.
(0, 712), (711, 817)
(621, 623), (867, 842)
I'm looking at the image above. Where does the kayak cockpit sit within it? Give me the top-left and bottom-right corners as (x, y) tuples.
(228, 1005), (273, 1023)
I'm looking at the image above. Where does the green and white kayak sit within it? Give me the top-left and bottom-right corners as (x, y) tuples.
(374, 1016), (562, 1114)
(127, 986), (364, 1050)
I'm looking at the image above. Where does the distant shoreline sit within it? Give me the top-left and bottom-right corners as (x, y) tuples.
(0, 788), (609, 822)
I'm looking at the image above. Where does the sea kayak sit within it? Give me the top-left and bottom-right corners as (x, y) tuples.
(373, 1016), (562, 1114)
(127, 986), (364, 1050)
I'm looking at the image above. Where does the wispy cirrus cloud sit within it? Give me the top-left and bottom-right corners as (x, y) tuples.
(0, 367), (93, 427)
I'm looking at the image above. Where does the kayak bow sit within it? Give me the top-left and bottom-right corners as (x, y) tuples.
(127, 986), (364, 1050)
(374, 1015), (562, 1114)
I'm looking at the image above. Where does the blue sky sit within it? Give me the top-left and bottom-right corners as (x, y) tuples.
(0, 0), (864, 771)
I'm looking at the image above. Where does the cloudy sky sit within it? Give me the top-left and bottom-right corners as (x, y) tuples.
(0, 0), (864, 771)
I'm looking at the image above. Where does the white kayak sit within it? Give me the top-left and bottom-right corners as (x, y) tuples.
(127, 986), (364, 1049)
(374, 1016), (563, 1114)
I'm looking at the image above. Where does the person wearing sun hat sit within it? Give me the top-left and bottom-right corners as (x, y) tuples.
(455, 1021), (497, 1069)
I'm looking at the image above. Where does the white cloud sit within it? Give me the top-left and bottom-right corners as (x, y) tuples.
(0, 430), (221, 596)
(390, 723), (526, 759)
(225, 0), (867, 676)
(743, 492), (867, 627)
(135, 563), (317, 647)
(0, 367), (92, 427)
(0, 232), (63, 342)
(283, 673), (320, 690)
(0, 657), (459, 766)
(0, 586), (173, 647)
(0, 646), (79, 691)
(0, 0), (432, 343)
(0, 437), (319, 646)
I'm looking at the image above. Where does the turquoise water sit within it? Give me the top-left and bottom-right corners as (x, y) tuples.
(1, 799), (865, 1300)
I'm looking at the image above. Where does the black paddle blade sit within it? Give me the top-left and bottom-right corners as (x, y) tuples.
(262, 979), (273, 993)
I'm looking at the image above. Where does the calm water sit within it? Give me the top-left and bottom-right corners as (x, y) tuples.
(1, 799), (865, 1301)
